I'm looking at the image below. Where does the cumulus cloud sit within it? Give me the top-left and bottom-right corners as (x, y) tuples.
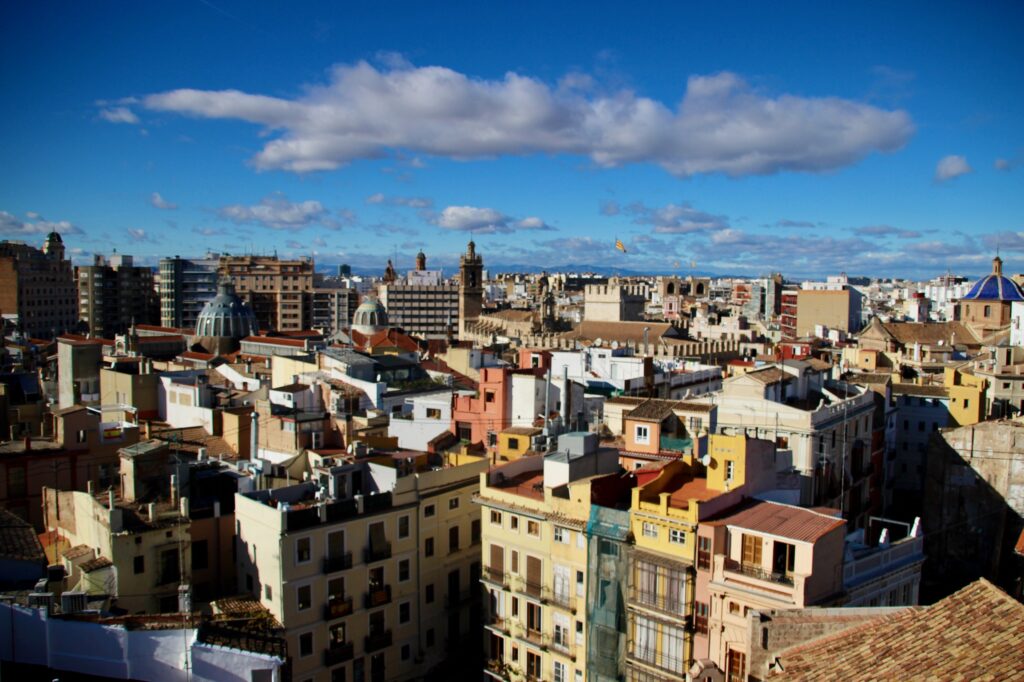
(193, 226), (226, 236)
(142, 61), (914, 176)
(980, 231), (1024, 252)
(0, 210), (83, 236)
(366, 193), (433, 209)
(856, 224), (921, 239)
(218, 193), (344, 230)
(625, 201), (728, 234)
(433, 205), (553, 234)
(99, 106), (140, 124)
(935, 155), (972, 182)
(150, 192), (178, 210)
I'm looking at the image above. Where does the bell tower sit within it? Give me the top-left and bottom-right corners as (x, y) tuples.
(458, 240), (483, 339)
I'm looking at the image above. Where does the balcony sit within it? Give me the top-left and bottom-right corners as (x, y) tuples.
(543, 588), (577, 614)
(485, 614), (512, 634)
(481, 566), (509, 588)
(364, 543), (392, 564)
(519, 627), (545, 648)
(628, 586), (687, 617)
(625, 640), (687, 679)
(364, 629), (393, 653)
(364, 585), (392, 609)
(323, 552), (353, 574)
(323, 595), (354, 620)
(724, 559), (795, 586)
(550, 634), (576, 661)
(323, 640), (354, 666)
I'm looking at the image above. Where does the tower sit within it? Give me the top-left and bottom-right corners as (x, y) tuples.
(43, 231), (65, 261)
(458, 240), (483, 339)
(415, 250), (426, 271)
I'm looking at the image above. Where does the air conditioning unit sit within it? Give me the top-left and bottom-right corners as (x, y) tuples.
(61, 591), (88, 614)
(28, 593), (54, 612)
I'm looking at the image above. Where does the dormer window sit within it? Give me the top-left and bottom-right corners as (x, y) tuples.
(635, 424), (650, 445)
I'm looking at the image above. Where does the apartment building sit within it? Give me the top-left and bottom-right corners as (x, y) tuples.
(624, 435), (775, 681)
(233, 451), (488, 682)
(378, 251), (459, 339)
(0, 232), (78, 338)
(311, 282), (359, 335)
(699, 501), (847, 681)
(77, 253), (159, 336)
(159, 253), (221, 329)
(476, 433), (626, 682)
(220, 255), (315, 331)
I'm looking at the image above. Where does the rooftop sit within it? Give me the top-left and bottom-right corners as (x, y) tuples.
(705, 499), (845, 543)
(772, 579), (1024, 681)
(0, 509), (45, 563)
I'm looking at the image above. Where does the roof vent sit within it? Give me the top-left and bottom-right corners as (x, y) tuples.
(28, 593), (54, 612)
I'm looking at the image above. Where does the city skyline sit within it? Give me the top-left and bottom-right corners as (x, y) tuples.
(2, 1), (1023, 278)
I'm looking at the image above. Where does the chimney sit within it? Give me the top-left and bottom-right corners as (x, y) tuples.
(250, 412), (259, 460)
(87, 480), (94, 496)
(179, 496), (189, 519)
(170, 474), (178, 505)
(143, 420), (151, 440)
(147, 502), (157, 524)
(107, 489), (115, 511)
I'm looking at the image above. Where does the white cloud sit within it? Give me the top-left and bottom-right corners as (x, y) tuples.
(366, 193), (433, 209)
(217, 193), (342, 230)
(0, 211), (83, 236)
(143, 61), (914, 176)
(626, 201), (728, 234)
(935, 154), (972, 182)
(150, 192), (178, 210)
(99, 107), (140, 124)
(433, 205), (553, 234)
(126, 228), (151, 242)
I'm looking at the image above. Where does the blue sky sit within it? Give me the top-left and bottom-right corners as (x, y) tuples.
(1, 1), (1022, 278)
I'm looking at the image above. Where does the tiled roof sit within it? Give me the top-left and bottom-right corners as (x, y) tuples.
(272, 382), (309, 393)
(241, 335), (306, 347)
(872, 320), (980, 347)
(502, 426), (542, 436)
(891, 383), (950, 398)
(627, 399), (677, 422)
(0, 509), (45, 563)
(80, 556), (113, 573)
(844, 372), (893, 386)
(744, 367), (790, 385)
(772, 579), (1024, 681)
(562, 320), (684, 344)
(63, 544), (93, 560)
(705, 500), (845, 543)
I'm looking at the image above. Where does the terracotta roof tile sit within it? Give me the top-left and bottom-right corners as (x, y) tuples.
(772, 579), (1024, 681)
(705, 499), (845, 543)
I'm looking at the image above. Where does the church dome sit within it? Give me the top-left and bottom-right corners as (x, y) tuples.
(352, 297), (388, 336)
(195, 280), (259, 338)
(962, 256), (1024, 302)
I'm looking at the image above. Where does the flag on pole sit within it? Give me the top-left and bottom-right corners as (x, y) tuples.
(615, 239), (627, 253)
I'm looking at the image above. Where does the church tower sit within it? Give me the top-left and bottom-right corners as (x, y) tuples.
(458, 240), (483, 339)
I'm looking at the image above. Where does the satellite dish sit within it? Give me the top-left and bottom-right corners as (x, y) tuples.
(594, 337), (604, 348)
(610, 340), (620, 350)
(700, 454), (711, 467)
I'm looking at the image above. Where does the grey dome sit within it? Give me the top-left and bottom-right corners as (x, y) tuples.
(352, 297), (388, 336)
(195, 280), (259, 339)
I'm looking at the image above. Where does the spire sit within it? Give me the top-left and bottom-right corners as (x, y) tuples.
(993, 254), (1003, 277)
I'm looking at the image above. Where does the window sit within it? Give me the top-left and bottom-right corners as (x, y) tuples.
(510, 515), (518, 531)
(490, 510), (502, 525)
(526, 652), (541, 679)
(725, 460), (735, 482)
(398, 558), (410, 582)
(511, 550), (519, 574)
(642, 522), (659, 539)
(297, 585), (312, 611)
(296, 537), (311, 564)
(634, 424), (650, 445)
(697, 536), (711, 570)
(424, 504), (435, 518)
(512, 597), (519, 617)
(398, 515), (410, 539)
(76, 430), (87, 444)
(449, 525), (460, 553)
(485, 391), (496, 403)
(553, 661), (567, 682)
(426, 628), (435, 647)
(729, 601), (740, 615)
(401, 644), (410, 661)
(264, 584), (273, 601)
(425, 584), (434, 604)
(741, 534), (763, 567)
(694, 601), (709, 633)
(964, 399), (970, 409)
(669, 528), (686, 545)
(508, 437), (520, 450)
(449, 497), (459, 510)
(527, 602), (543, 632)
(576, 570), (584, 597)
(399, 601), (411, 624)
(471, 519), (481, 545)
(299, 632), (313, 657)
(134, 555), (145, 574)
(554, 527), (569, 544)
(772, 541), (796, 578)
(426, 407), (442, 419)
(425, 537), (434, 557)
(328, 577), (345, 600)
(727, 649), (746, 682)
(527, 520), (540, 537)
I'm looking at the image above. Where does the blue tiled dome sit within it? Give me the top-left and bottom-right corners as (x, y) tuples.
(962, 256), (1024, 302)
